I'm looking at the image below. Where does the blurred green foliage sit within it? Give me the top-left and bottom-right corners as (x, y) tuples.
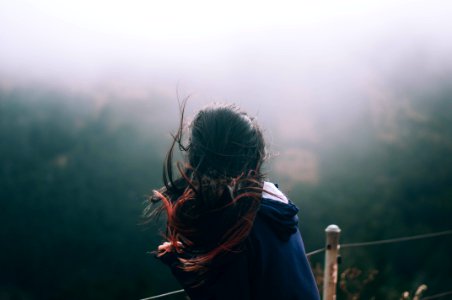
(299, 80), (452, 299)
(0, 89), (178, 299)
(0, 81), (451, 299)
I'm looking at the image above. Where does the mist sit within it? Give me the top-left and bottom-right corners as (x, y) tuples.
(1, 1), (452, 299)
(2, 0), (452, 182)
(2, 1), (452, 91)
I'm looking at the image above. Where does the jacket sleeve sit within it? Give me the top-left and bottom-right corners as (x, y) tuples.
(157, 249), (252, 300)
(247, 216), (321, 300)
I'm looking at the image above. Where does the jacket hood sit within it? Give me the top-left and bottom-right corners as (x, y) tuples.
(259, 182), (299, 240)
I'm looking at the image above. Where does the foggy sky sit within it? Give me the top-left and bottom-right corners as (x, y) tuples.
(1, 0), (451, 90)
(1, 0), (452, 185)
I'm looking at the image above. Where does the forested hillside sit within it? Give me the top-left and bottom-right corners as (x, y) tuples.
(1, 80), (451, 299)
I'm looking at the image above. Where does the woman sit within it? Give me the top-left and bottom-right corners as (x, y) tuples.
(147, 103), (320, 300)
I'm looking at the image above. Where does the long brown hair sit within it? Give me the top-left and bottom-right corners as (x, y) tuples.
(147, 102), (266, 273)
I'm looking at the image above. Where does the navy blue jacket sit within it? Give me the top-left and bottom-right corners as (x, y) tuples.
(158, 185), (320, 300)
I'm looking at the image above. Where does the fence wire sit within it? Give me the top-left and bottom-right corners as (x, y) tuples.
(341, 229), (452, 249)
(421, 290), (452, 300)
(140, 289), (185, 300)
(306, 247), (325, 257)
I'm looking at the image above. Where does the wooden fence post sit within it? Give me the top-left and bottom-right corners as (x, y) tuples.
(322, 224), (341, 300)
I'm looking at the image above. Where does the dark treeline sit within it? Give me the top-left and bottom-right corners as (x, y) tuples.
(0, 79), (451, 299)
(299, 77), (452, 299)
(0, 89), (174, 300)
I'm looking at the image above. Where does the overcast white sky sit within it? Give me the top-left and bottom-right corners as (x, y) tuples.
(1, 0), (451, 83)
(1, 0), (451, 183)
(1, 0), (452, 115)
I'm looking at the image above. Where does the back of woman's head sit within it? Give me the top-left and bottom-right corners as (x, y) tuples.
(189, 104), (265, 179)
(149, 103), (266, 273)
